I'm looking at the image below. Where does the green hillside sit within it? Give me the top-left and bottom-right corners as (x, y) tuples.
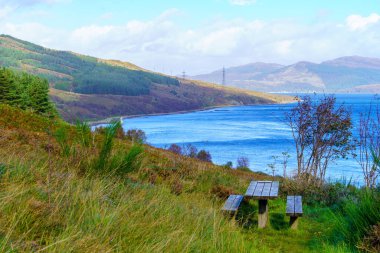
(0, 35), (293, 122)
(0, 69), (379, 252)
(0, 34), (178, 96)
(1, 103), (379, 252)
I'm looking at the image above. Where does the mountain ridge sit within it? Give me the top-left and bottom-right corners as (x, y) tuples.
(193, 56), (380, 93)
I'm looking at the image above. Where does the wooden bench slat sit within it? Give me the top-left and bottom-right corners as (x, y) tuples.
(222, 195), (243, 212)
(253, 182), (265, 197)
(269, 181), (279, 198)
(223, 195), (236, 210)
(245, 181), (258, 197)
(286, 196), (295, 215)
(294, 196), (303, 215)
(230, 195), (244, 210)
(261, 182), (272, 197)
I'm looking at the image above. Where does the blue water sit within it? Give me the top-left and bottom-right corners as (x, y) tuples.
(106, 94), (378, 185)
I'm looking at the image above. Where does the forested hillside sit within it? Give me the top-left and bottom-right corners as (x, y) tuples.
(0, 35), (179, 96)
(0, 35), (292, 122)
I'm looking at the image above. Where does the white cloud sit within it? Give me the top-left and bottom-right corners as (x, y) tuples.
(0, 5), (15, 19)
(230, 0), (256, 6)
(346, 13), (380, 31)
(1, 10), (380, 75)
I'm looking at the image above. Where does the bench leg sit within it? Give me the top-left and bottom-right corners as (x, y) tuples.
(289, 216), (299, 229)
(258, 199), (268, 228)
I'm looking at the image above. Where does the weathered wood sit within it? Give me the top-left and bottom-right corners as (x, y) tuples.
(260, 182), (272, 198)
(222, 195), (243, 213)
(258, 199), (268, 228)
(269, 181), (279, 198)
(289, 216), (299, 229)
(245, 181), (257, 197)
(253, 182), (265, 197)
(286, 195), (303, 216)
(286, 195), (303, 229)
(294, 196), (303, 216)
(286, 196), (295, 215)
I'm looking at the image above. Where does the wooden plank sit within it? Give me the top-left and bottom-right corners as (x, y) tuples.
(231, 195), (244, 210)
(222, 195), (243, 212)
(245, 181), (257, 197)
(261, 182), (272, 197)
(253, 182), (265, 197)
(286, 196), (295, 215)
(222, 195), (236, 210)
(294, 196), (303, 216)
(269, 181), (279, 198)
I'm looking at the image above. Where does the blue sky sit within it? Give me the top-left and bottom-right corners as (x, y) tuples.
(1, 0), (380, 74)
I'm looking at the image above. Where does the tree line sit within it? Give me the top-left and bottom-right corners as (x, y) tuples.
(0, 67), (56, 115)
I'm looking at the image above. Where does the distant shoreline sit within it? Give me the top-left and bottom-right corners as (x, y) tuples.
(88, 100), (295, 126)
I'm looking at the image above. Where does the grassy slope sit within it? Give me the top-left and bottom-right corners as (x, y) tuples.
(0, 105), (351, 252)
(0, 34), (293, 122)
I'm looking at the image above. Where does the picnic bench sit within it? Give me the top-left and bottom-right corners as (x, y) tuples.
(221, 195), (244, 214)
(245, 181), (279, 228)
(286, 196), (303, 229)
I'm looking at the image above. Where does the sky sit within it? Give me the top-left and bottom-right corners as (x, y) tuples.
(0, 0), (380, 75)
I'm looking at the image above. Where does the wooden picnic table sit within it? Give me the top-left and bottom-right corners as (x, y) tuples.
(245, 180), (279, 228)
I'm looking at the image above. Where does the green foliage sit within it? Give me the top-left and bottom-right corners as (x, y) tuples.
(332, 191), (380, 250)
(0, 67), (55, 115)
(116, 144), (144, 174)
(75, 121), (91, 147)
(94, 122), (121, 171)
(125, 129), (146, 144)
(0, 35), (180, 96)
(54, 125), (71, 156)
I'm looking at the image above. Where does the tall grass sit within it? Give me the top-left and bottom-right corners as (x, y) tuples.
(54, 125), (71, 156)
(332, 190), (380, 250)
(116, 144), (144, 174)
(75, 121), (91, 147)
(94, 122), (121, 171)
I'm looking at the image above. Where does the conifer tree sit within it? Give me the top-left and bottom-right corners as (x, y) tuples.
(0, 68), (12, 103)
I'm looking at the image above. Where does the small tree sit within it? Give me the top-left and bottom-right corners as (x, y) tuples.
(184, 144), (198, 158)
(237, 157), (249, 170)
(286, 95), (354, 184)
(126, 129), (146, 144)
(168, 144), (182, 155)
(281, 152), (290, 178)
(196, 150), (212, 162)
(223, 161), (233, 169)
(357, 100), (380, 188)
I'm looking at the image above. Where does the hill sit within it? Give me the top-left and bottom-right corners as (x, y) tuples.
(1, 104), (372, 252)
(193, 56), (380, 93)
(0, 35), (292, 122)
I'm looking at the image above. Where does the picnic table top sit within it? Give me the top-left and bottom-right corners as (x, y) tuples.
(245, 180), (279, 199)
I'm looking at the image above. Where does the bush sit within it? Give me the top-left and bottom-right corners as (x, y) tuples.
(281, 178), (357, 207)
(237, 157), (249, 170)
(196, 150), (212, 162)
(358, 222), (380, 252)
(210, 185), (234, 200)
(168, 144), (182, 155)
(223, 161), (233, 169)
(184, 144), (198, 158)
(126, 129), (146, 144)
